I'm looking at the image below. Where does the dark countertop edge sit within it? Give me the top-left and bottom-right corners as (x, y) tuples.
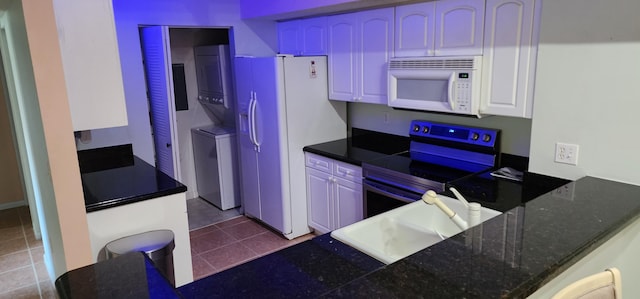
(85, 185), (188, 213)
(514, 209), (640, 298)
(302, 146), (364, 166)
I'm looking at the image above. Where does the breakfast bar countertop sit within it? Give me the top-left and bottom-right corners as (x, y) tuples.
(177, 176), (640, 298)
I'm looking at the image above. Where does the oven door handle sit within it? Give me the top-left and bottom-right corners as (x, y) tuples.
(364, 180), (421, 204)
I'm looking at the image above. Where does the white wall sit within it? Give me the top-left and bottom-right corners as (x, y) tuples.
(528, 216), (640, 298)
(78, 0), (277, 165)
(528, 0), (640, 184)
(350, 103), (532, 157)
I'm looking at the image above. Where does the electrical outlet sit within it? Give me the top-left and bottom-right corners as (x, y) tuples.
(552, 183), (575, 200)
(384, 112), (390, 124)
(555, 143), (579, 165)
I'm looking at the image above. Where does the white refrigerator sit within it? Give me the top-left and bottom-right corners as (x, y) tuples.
(234, 56), (346, 239)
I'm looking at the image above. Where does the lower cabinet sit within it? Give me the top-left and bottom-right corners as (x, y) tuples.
(305, 153), (363, 234)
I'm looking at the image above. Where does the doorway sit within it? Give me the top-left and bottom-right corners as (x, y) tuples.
(139, 26), (241, 229)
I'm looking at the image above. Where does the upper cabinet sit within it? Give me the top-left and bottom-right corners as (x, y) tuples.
(328, 8), (394, 104)
(480, 0), (540, 118)
(53, 0), (128, 131)
(395, 0), (484, 57)
(277, 17), (328, 55)
(394, 2), (436, 57)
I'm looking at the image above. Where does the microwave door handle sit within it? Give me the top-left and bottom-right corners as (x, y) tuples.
(447, 73), (456, 110)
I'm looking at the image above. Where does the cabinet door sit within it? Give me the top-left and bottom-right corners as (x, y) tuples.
(300, 17), (328, 55)
(481, 0), (537, 118)
(328, 14), (357, 101)
(434, 0), (484, 56)
(306, 168), (333, 234)
(277, 20), (301, 55)
(55, 0), (127, 131)
(394, 2), (436, 57)
(334, 178), (363, 229)
(358, 8), (394, 104)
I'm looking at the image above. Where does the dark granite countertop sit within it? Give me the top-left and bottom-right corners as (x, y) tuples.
(57, 178), (640, 298)
(55, 252), (180, 299)
(303, 128), (410, 165)
(178, 234), (384, 298)
(78, 145), (187, 212)
(175, 177), (640, 299)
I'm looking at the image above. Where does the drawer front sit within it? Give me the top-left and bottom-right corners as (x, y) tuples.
(333, 161), (362, 182)
(305, 153), (333, 173)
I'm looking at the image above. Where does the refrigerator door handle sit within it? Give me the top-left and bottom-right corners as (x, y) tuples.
(247, 93), (255, 146)
(249, 92), (260, 152)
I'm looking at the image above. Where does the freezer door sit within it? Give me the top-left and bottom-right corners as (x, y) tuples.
(234, 58), (261, 219)
(250, 57), (289, 233)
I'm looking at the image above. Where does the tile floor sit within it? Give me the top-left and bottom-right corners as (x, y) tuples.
(189, 216), (315, 280)
(0, 206), (56, 299)
(186, 197), (241, 230)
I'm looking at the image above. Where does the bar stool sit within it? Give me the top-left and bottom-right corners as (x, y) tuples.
(551, 268), (622, 299)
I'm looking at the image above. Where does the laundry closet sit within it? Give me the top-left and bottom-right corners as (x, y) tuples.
(142, 27), (239, 210)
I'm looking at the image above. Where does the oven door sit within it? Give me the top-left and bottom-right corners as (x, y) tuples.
(363, 178), (423, 218)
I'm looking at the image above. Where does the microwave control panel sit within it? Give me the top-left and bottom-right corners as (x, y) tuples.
(454, 73), (472, 113)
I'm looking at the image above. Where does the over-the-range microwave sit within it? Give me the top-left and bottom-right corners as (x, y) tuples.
(388, 56), (482, 117)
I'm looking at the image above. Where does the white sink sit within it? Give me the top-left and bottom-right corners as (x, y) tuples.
(330, 195), (501, 264)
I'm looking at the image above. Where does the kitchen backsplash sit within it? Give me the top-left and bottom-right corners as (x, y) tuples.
(347, 102), (532, 157)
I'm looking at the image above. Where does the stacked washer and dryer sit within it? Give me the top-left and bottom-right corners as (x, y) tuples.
(190, 44), (239, 210)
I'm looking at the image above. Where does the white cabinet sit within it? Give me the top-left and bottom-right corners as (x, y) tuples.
(53, 0), (127, 131)
(394, 2), (436, 57)
(328, 8), (394, 104)
(305, 153), (363, 234)
(480, 0), (540, 118)
(277, 17), (328, 55)
(394, 0), (484, 57)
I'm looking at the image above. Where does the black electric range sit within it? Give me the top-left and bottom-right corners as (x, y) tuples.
(362, 120), (501, 217)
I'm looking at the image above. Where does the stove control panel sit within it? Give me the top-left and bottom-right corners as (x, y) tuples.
(409, 120), (499, 148)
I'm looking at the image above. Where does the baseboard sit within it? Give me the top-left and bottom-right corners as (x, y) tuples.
(0, 200), (27, 210)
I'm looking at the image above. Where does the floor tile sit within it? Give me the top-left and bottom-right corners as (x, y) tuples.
(0, 226), (25, 242)
(190, 230), (236, 254)
(241, 232), (293, 256)
(0, 250), (31, 274)
(191, 255), (215, 281)
(199, 242), (257, 272)
(0, 266), (37, 293)
(39, 281), (57, 299)
(29, 247), (44, 264)
(0, 213), (21, 230)
(0, 238), (28, 257)
(187, 198), (241, 230)
(214, 216), (249, 229)
(25, 230), (42, 249)
(0, 282), (41, 299)
(221, 220), (269, 241)
(34, 262), (50, 282)
(189, 224), (220, 239)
